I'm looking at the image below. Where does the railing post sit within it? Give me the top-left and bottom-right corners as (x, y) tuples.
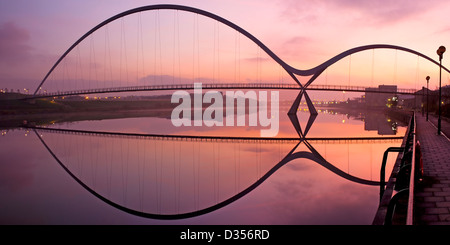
(380, 147), (404, 201)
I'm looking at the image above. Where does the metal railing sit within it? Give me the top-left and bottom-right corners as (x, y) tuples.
(25, 83), (418, 100)
(373, 111), (417, 225)
(406, 113), (417, 225)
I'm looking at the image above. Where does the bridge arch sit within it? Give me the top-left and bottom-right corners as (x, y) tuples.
(33, 4), (450, 96)
(302, 44), (450, 87)
(33, 4), (300, 96)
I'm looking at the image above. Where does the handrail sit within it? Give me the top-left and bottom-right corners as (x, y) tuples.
(379, 147), (404, 201)
(373, 111), (416, 225)
(384, 111), (416, 225)
(406, 112), (416, 225)
(25, 83), (418, 100)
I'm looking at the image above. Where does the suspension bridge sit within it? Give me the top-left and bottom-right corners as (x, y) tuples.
(15, 4), (450, 224)
(27, 4), (449, 108)
(28, 83), (417, 100)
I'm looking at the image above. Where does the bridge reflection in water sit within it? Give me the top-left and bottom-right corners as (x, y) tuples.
(20, 4), (427, 222)
(29, 118), (403, 220)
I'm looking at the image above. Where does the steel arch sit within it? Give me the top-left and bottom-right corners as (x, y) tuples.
(33, 4), (450, 96)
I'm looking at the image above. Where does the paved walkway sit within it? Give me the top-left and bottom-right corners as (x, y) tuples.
(414, 114), (450, 225)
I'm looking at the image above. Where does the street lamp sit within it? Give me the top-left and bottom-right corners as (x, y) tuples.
(437, 45), (446, 135)
(422, 85), (425, 117)
(426, 76), (430, 121)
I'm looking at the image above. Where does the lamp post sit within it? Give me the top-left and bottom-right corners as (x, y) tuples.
(437, 46), (446, 135)
(426, 76), (430, 121)
(422, 85), (425, 116)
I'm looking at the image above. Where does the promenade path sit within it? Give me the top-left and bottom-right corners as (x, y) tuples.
(414, 113), (450, 225)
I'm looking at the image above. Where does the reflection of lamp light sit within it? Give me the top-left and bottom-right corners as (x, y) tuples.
(426, 76), (430, 121)
(437, 46), (446, 135)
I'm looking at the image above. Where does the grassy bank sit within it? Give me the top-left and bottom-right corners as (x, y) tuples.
(0, 93), (175, 127)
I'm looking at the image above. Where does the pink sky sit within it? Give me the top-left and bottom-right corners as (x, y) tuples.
(0, 0), (449, 93)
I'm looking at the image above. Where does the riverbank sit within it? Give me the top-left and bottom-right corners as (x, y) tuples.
(0, 108), (175, 128)
(2, 92), (446, 129)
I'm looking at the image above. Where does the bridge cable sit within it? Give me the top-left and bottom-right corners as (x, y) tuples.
(371, 49), (375, 86)
(136, 138), (142, 211)
(172, 11), (176, 85)
(62, 52), (69, 93)
(192, 141), (196, 211)
(89, 135), (94, 188)
(89, 34), (99, 90)
(136, 12), (142, 87)
(142, 138), (147, 212)
(217, 21), (220, 84)
(75, 45), (84, 89)
(234, 30), (238, 84)
(95, 135), (100, 189)
(75, 132), (85, 175)
(106, 135), (112, 198)
(416, 55), (420, 91)
(212, 141), (216, 204)
(192, 13), (196, 83)
(104, 24), (113, 90)
(196, 13), (201, 84)
(177, 11), (182, 85)
(178, 140), (182, 214)
(120, 17), (129, 88)
(127, 137), (131, 208)
(394, 49), (398, 84)
(217, 140), (221, 204)
(196, 14), (200, 84)
(192, 141), (196, 210)
(156, 11), (162, 85)
(153, 140), (159, 213)
(120, 135), (125, 207)
(238, 31), (241, 84)
(199, 142), (202, 211)
(238, 142), (241, 191)
(211, 19), (216, 84)
(348, 54), (351, 87)
(234, 142), (237, 193)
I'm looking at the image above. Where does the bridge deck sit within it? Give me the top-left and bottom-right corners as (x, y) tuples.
(28, 83), (418, 99)
(414, 114), (450, 224)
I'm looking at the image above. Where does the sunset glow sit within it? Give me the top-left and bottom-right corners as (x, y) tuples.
(1, 0), (449, 94)
(1, 0), (450, 228)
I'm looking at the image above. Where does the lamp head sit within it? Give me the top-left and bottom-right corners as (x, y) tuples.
(426, 76), (430, 81)
(437, 46), (446, 59)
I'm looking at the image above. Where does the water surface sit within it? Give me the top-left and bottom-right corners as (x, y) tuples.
(0, 108), (405, 225)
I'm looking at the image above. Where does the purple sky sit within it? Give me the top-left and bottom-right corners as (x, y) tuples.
(0, 0), (449, 92)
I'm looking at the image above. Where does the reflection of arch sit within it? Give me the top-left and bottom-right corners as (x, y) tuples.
(298, 140), (378, 186)
(33, 4), (450, 95)
(33, 126), (381, 220)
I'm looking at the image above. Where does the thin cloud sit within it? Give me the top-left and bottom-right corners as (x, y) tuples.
(0, 21), (58, 90)
(275, 35), (327, 66)
(332, 0), (426, 25)
(435, 26), (450, 35)
(0, 21), (32, 64)
(278, 0), (444, 26)
(279, 36), (314, 56)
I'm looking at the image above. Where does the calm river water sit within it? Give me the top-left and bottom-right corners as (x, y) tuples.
(0, 104), (406, 225)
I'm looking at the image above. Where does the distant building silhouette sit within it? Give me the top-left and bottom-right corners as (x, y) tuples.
(365, 85), (397, 108)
